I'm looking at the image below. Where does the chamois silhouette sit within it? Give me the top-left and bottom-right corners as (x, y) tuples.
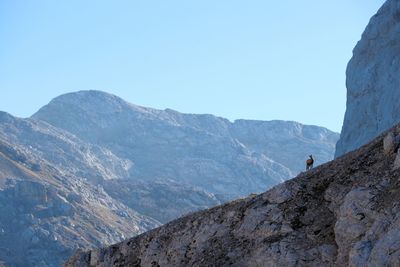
(306, 155), (314, 171)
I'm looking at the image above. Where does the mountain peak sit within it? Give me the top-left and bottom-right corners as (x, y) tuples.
(34, 90), (134, 114)
(0, 111), (17, 123)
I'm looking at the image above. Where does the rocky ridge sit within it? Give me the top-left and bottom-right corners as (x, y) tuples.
(65, 124), (400, 267)
(33, 90), (338, 198)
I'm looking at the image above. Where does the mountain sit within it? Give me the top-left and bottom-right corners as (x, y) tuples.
(65, 123), (400, 267)
(32, 90), (338, 199)
(335, 0), (400, 157)
(0, 112), (159, 266)
(0, 91), (338, 266)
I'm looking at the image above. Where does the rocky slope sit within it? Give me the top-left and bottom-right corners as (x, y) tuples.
(0, 112), (160, 266)
(336, 0), (400, 157)
(32, 90), (338, 199)
(65, 124), (400, 267)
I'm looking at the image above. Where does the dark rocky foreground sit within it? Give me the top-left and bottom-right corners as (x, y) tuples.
(65, 126), (400, 266)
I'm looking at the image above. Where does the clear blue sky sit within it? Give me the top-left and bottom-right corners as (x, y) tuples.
(0, 1), (385, 132)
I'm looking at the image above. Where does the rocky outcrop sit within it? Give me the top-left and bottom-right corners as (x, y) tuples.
(65, 125), (400, 267)
(335, 0), (400, 157)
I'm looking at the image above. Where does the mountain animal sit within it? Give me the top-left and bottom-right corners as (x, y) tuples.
(306, 155), (314, 170)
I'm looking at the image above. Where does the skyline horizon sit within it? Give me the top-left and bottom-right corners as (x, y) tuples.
(0, 1), (386, 133)
(4, 89), (341, 133)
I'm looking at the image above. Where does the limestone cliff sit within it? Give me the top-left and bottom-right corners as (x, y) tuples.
(336, 0), (400, 157)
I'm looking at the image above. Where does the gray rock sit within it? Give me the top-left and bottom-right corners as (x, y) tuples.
(264, 182), (294, 204)
(393, 150), (400, 170)
(0, 118), (160, 266)
(334, 187), (376, 265)
(383, 132), (396, 155)
(336, 0), (400, 157)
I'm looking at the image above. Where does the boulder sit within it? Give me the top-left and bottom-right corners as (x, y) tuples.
(383, 132), (396, 155)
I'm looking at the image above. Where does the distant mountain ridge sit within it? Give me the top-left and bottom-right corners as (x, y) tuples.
(0, 90), (338, 266)
(33, 90), (338, 186)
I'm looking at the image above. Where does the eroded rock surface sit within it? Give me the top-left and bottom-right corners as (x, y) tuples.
(336, 0), (400, 157)
(0, 114), (160, 266)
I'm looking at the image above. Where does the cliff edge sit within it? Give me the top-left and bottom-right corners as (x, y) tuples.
(336, 0), (400, 157)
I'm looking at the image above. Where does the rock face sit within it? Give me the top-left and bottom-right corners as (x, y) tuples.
(65, 125), (400, 267)
(335, 0), (400, 157)
(0, 113), (159, 266)
(33, 90), (338, 199)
